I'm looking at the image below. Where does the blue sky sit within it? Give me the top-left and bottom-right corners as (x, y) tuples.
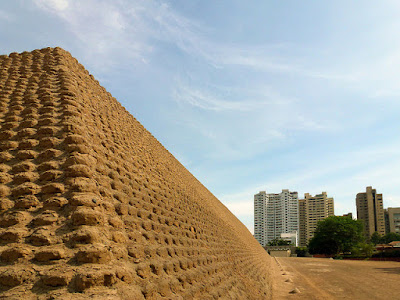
(2, 0), (400, 233)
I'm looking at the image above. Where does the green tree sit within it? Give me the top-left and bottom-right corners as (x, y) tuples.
(380, 232), (400, 244)
(295, 247), (309, 257)
(370, 232), (381, 245)
(308, 216), (364, 255)
(267, 238), (291, 246)
(351, 242), (374, 258)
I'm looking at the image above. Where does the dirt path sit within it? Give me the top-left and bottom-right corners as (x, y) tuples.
(273, 257), (400, 299)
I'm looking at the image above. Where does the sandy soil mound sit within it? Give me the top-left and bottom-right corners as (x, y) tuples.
(0, 47), (273, 299)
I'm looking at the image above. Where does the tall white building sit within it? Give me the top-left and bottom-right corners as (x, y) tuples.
(254, 189), (299, 247)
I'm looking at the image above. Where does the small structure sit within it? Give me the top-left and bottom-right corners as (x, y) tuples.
(280, 232), (298, 246)
(376, 241), (400, 253)
(376, 244), (393, 251)
(264, 245), (297, 257)
(389, 241), (400, 248)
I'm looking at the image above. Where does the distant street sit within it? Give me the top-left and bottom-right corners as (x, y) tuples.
(273, 257), (400, 300)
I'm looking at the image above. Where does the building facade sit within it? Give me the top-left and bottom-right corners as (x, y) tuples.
(356, 186), (385, 238)
(298, 192), (334, 247)
(384, 209), (390, 234)
(254, 189), (299, 247)
(280, 232), (298, 246)
(386, 207), (400, 234)
(254, 191), (267, 247)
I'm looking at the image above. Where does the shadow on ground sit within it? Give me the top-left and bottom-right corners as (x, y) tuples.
(374, 267), (400, 275)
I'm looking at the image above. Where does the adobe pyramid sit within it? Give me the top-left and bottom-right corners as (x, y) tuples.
(0, 47), (272, 299)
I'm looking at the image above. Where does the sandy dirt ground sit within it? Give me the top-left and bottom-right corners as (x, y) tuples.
(272, 256), (400, 300)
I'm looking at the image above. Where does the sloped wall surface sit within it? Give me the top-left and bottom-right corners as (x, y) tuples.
(0, 47), (272, 299)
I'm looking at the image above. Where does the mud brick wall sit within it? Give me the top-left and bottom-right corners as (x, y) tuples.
(0, 47), (273, 299)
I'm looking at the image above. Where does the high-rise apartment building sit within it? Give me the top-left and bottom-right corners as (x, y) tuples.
(254, 189), (299, 247)
(384, 209), (390, 234)
(298, 192), (334, 247)
(254, 191), (267, 247)
(356, 186), (385, 238)
(298, 198), (306, 247)
(386, 207), (400, 234)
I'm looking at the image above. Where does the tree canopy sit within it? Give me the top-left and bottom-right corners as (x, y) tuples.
(370, 231), (381, 245)
(267, 238), (292, 246)
(308, 216), (364, 255)
(370, 232), (400, 245)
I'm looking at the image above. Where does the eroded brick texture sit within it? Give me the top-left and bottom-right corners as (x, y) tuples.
(0, 47), (272, 299)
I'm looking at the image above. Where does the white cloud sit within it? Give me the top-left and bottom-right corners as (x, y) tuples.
(32, 0), (345, 81)
(33, 0), (153, 70)
(34, 0), (69, 11)
(31, 0), (400, 101)
(173, 83), (287, 112)
(170, 76), (336, 162)
(30, 0), (213, 72)
(209, 46), (357, 81)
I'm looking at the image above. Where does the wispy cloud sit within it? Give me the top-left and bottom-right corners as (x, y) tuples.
(31, 0), (338, 80)
(207, 45), (358, 81)
(32, 0), (400, 93)
(173, 82), (293, 112)
(35, 0), (69, 11)
(31, 0), (215, 72)
(169, 73), (343, 164)
(33, 0), (154, 69)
